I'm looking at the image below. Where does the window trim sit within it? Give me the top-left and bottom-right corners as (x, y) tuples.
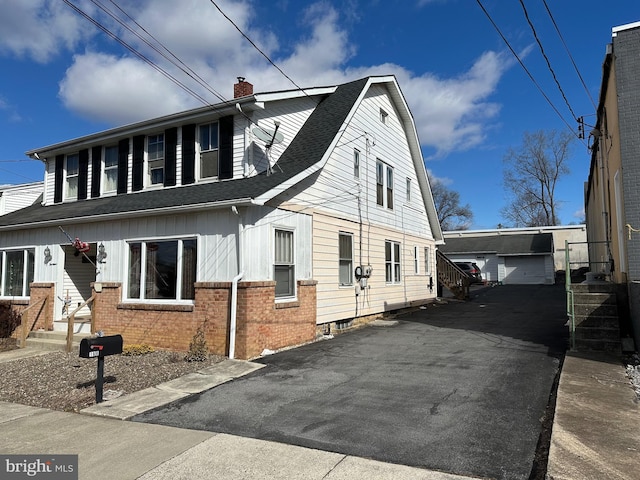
(102, 145), (119, 195)
(376, 159), (394, 210)
(424, 246), (431, 275)
(406, 177), (411, 203)
(124, 236), (198, 304)
(380, 108), (388, 124)
(353, 149), (360, 179)
(385, 240), (401, 284)
(274, 228), (296, 300)
(0, 248), (35, 298)
(414, 246), (419, 275)
(146, 133), (165, 187)
(65, 153), (79, 201)
(339, 232), (354, 286)
(198, 121), (220, 180)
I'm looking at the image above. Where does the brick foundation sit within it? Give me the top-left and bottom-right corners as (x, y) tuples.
(89, 280), (317, 359)
(6, 283), (55, 339)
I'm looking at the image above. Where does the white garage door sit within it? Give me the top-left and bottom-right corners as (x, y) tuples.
(503, 256), (546, 284)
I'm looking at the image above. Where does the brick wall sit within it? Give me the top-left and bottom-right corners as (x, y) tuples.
(234, 280), (317, 359)
(90, 280), (316, 359)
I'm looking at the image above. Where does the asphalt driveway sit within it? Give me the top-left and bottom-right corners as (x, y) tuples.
(134, 284), (568, 480)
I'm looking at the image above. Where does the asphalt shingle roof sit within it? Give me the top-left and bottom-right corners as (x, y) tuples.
(439, 233), (553, 255)
(0, 77), (369, 228)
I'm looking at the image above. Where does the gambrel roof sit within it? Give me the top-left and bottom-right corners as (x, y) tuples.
(0, 76), (442, 241)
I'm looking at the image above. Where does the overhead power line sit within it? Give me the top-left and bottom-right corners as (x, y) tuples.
(474, 0), (579, 139)
(541, 0), (597, 110)
(518, 0), (578, 121)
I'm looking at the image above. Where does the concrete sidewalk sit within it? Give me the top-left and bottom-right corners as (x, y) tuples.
(547, 351), (640, 480)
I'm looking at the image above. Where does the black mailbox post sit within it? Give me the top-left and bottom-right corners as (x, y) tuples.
(79, 335), (123, 403)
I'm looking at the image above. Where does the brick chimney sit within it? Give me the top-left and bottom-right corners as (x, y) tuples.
(234, 77), (253, 98)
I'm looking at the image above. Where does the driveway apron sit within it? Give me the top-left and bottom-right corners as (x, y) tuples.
(134, 285), (567, 480)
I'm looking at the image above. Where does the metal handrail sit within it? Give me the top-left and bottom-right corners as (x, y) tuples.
(66, 293), (97, 353)
(18, 297), (48, 349)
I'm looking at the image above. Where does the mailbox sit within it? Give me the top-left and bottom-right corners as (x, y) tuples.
(79, 335), (123, 358)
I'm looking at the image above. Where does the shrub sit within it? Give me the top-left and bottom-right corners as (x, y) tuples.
(185, 321), (208, 362)
(0, 304), (21, 338)
(122, 343), (155, 356)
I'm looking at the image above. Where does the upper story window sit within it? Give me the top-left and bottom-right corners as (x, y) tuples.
(147, 134), (164, 185)
(376, 159), (394, 209)
(353, 149), (360, 179)
(424, 246), (430, 274)
(103, 145), (118, 194)
(65, 154), (79, 200)
(380, 108), (388, 125)
(274, 229), (295, 298)
(0, 249), (35, 297)
(406, 177), (412, 202)
(199, 122), (219, 179)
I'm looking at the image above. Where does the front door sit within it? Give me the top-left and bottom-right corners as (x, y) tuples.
(60, 243), (97, 320)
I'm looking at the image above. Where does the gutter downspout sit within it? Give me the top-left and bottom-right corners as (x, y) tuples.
(229, 205), (245, 359)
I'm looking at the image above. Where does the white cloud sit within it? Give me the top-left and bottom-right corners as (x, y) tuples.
(0, 0), (91, 63)
(32, 0), (509, 154)
(573, 208), (585, 222)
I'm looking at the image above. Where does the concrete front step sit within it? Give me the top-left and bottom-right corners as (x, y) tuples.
(573, 314), (620, 328)
(53, 318), (92, 335)
(570, 283), (620, 294)
(571, 292), (617, 305)
(20, 330), (92, 352)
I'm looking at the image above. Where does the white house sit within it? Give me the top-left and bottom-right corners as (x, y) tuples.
(1, 76), (442, 359)
(0, 182), (43, 216)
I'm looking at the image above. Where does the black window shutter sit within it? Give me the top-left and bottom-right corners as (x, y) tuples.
(117, 138), (129, 194)
(219, 115), (234, 180)
(182, 124), (196, 185)
(78, 149), (89, 200)
(132, 135), (145, 191)
(164, 127), (177, 187)
(54, 155), (64, 203)
(91, 146), (102, 198)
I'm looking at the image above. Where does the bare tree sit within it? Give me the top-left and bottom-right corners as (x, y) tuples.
(501, 129), (574, 227)
(428, 172), (473, 231)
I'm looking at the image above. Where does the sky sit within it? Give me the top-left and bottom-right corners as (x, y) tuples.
(0, 0), (638, 229)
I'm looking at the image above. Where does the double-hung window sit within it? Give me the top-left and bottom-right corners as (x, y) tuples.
(406, 177), (411, 203)
(0, 249), (35, 297)
(376, 160), (394, 209)
(339, 233), (353, 286)
(199, 122), (219, 179)
(274, 229), (294, 298)
(424, 247), (430, 274)
(385, 240), (401, 284)
(65, 154), (79, 200)
(127, 239), (197, 301)
(148, 134), (164, 185)
(353, 149), (360, 179)
(103, 145), (118, 193)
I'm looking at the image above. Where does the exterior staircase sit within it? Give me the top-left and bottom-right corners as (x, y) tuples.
(569, 283), (622, 352)
(436, 250), (470, 300)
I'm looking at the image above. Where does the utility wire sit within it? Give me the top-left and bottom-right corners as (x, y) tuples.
(208, 0), (305, 93)
(541, 0), (597, 110)
(62, 0), (212, 106)
(104, 0), (227, 104)
(518, 0), (578, 121)
(475, 0), (579, 138)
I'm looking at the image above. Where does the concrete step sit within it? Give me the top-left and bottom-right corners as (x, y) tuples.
(571, 292), (617, 305)
(573, 315), (620, 329)
(19, 330), (91, 352)
(575, 326), (621, 341)
(570, 283), (620, 294)
(53, 318), (92, 335)
(573, 303), (618, 317)
(574, 337), (621, 352)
